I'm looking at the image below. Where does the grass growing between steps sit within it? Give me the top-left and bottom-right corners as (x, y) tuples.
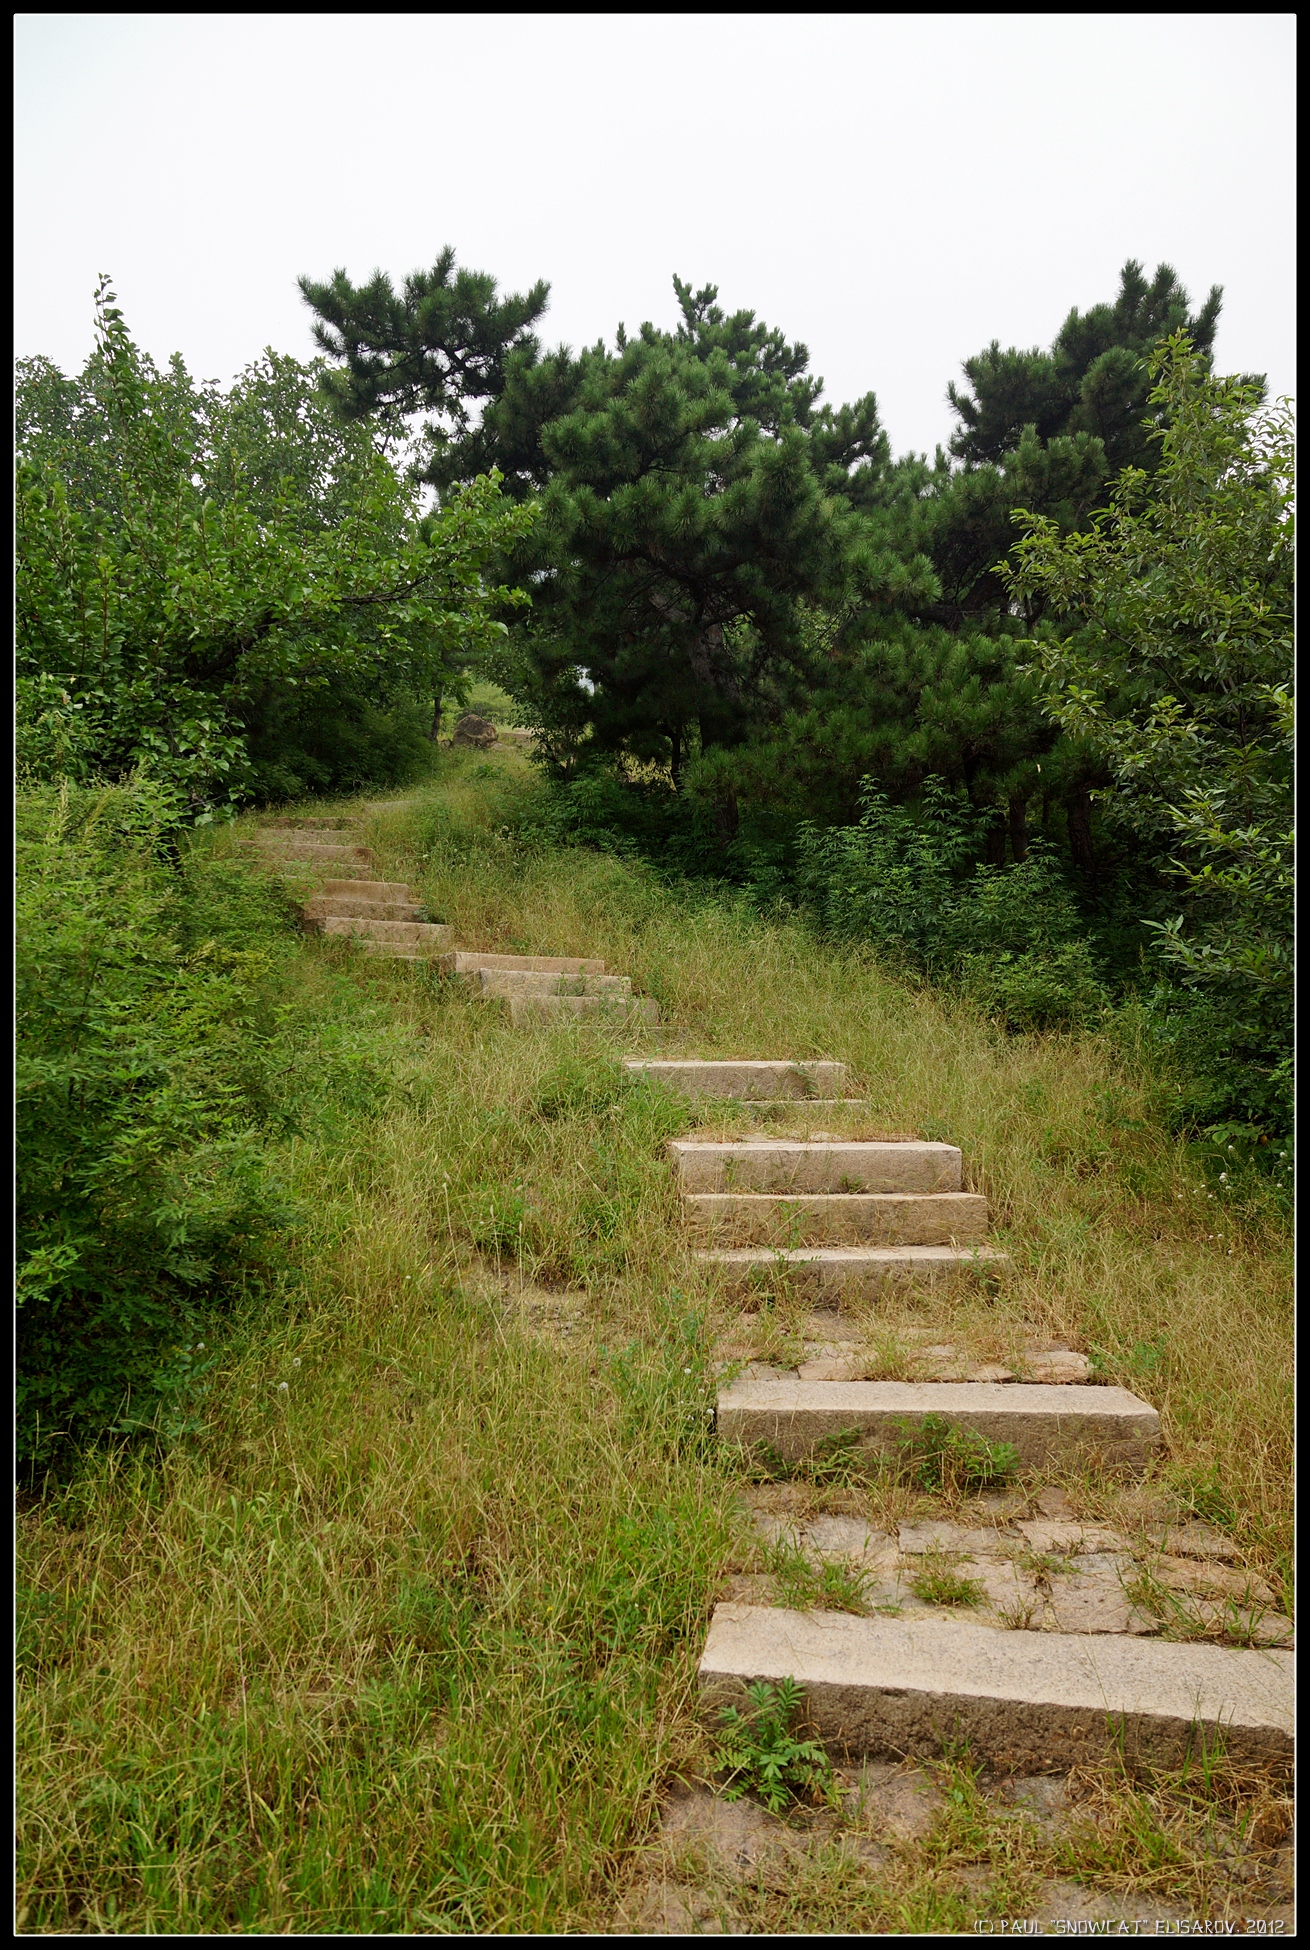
(17, 747), (1293, 1934)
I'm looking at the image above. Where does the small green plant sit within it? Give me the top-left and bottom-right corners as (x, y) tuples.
(906, 1550), (985, 1608)
(763, 1540), (870, 1614)
(715, 1678), (836, 1814)
(751, 1426), (869, 1485)
(895, 1413), (1020, 1493)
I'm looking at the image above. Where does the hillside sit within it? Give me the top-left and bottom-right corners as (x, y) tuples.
(17, 742), (1293, 1934)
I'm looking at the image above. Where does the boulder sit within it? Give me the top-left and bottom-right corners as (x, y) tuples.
(452, 713), (498, 748)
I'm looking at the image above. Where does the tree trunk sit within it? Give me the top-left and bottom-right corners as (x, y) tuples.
(1067, 788), (1095, 873)
(669, 724), (682, 787)
(428, 687), (443, 743)
(984, 814), (1007, 866)
(714, 790), (739, 846)
(1008, 793), (1029, 863)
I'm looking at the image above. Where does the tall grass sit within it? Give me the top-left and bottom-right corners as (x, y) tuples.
(16, 747), (1292, 1932)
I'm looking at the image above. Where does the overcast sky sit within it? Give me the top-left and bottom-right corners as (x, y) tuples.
(14, 12), (1297, 460)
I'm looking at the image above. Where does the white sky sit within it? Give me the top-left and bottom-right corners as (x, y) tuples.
(14, 12), (1297, 461)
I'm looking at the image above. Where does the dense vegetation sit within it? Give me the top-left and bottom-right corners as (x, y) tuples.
(16, 253), (1293, 1475)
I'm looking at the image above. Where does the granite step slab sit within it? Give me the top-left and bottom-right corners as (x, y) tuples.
(304, 896), (423, 925)
(440, 951), (606, 976)
(321, 879), (419, 900)
(480, 970), (632, 997)
(717, 1377), (1162, 1471)
(670, 1140), (963, 1195)
(685, 1190), (988, 1248)
(699, 1245), (1006, 1300)
(698, 1604), (1293, 1770)
(323, 918), (454, 949)
(625, 1060), (853, 1100)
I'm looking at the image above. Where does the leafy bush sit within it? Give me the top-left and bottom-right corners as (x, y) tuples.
(796, 780), (1108, 1029)
(1007, 337), (1293, 1142)
(16, 780), (296, 1469)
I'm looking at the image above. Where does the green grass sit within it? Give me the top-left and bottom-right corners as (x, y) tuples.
(16, 747), (1294, 1932)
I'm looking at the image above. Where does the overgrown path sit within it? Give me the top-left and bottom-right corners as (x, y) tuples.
(17, 751), (1294, 1933)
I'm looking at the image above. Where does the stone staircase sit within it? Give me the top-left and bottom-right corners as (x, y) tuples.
(438, 950), (658, 1026)
(634, 1055), (1293, 1771)
(245, 820), (655, 1016)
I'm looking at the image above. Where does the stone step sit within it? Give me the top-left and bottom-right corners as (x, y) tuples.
(508, 994), (659, 1026)
(248, 840), (371, 862)
(685, 1191), (988, 1248)
(439, 951), (607, 976)
(481, 970), (632, 998)
(698, 1245), (1004, 1300)
(257, 827), (360, 843)
(698, 1605), (1293, 1771)
(304, 896), (423, 925)
(625, 1060), (853, 1101)
(671, 1140), (963, 1195)
(321, 879), (418, 901)
(717, 1378), (1161, 1470)
(323, 917), (454, 949)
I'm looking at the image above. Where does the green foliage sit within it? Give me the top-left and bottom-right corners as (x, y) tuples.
(796, 780), (1107, 1029)
(1006, 336), (1293, 1139)
(16, 280), (535, 811)
(15, 777), (407, 1471)
(16, 780), (292, 1469)
(895, 1414), (1020, 1494)
(715, 1678), (836, 1815)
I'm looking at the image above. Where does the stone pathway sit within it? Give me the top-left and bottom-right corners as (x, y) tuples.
(240, 822), (1293, 1917)
(247, 816), (655, 1017)
(633, 1057), (1293, 1776)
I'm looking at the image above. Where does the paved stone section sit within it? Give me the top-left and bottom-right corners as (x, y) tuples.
(624, 1060), (852, 1100)
(698, 1603), (1294, 1770)
(439, 951), (606, 976)
(322, 918), (454, 948)
(304, 896), (423, 925)
(669, 1140), (963, 1195)
(509, 994), (659, 1026)
(698, 1244), (1007, 1298)
(717, 1378), (1162, 1469)
(685, 1190), (988, 1248)
(480, 970), (632, 997)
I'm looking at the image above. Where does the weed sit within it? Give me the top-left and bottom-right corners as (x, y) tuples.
(894, 1413), (1020, 1494)
(763, 1539), (871, 1614)
(906, 1550), (985, 1608)
(714, 1678), (836, 1814)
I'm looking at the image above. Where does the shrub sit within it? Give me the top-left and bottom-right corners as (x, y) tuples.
(16, 779), (295, 1471)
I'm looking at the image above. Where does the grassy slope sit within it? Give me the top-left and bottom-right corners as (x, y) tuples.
(17, 748), (1293, 1933)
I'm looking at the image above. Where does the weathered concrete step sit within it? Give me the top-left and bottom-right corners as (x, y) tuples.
(698, 1605), (1293, 1771)
(258, 827), (361, 843)
(717, 1378), (1161, 1470)
(304, 896), (423, 925)
(698, 1245), (1005, 1299)
(322, 879), (418, 901)
(686, 1191), (988, 1247)
(625, 1061), (852, 1100)
(248, 841), (372, 861)
(440, 951), (606, 976)
(508, 994), (659, 1026)
(323, 918), (454, 948)
(670, 1139), (963, 1194)
(481, 970), (631, 998)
